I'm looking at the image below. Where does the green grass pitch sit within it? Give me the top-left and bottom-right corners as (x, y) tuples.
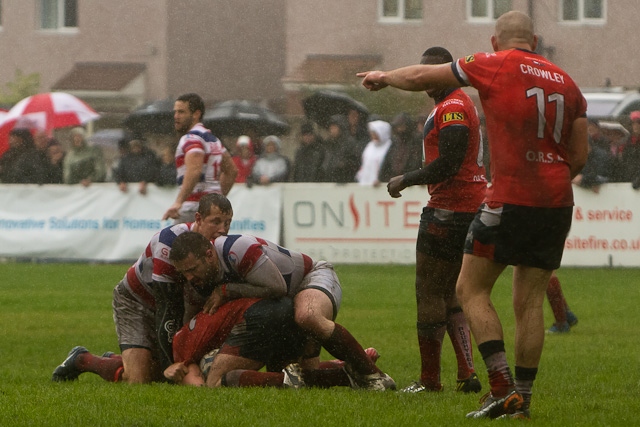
(0, 263), (637, 426)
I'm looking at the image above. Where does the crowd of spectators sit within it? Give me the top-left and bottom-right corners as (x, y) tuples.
(2, 109), (639, 191)
(570, 112), (640, 192)
(0, 126), (177, 190)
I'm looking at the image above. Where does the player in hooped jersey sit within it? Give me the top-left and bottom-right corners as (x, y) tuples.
(387, 47), (485, 395)
(52, 194), (234, 384)
(166, 231), (396, 390)
(359, 11), (588, 419)
(162, 93), (237, 223)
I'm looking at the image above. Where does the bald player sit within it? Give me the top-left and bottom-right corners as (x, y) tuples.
(358, 11), (588, 419)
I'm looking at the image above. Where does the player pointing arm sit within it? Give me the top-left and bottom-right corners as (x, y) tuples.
(359, 11), (587, 419)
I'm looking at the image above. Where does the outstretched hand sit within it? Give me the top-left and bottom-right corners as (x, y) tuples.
(357, 71), (388, 91)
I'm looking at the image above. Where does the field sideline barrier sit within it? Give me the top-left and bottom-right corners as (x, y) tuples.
(0, 183), (638, 266)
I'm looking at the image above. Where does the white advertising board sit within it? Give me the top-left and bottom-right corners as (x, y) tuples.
(282, 183), (428, 264)
(562, 183), (640, 267)
(282, 182), (640, 267)
(0, 183), (281, 261)
(1, 182), (638, 266)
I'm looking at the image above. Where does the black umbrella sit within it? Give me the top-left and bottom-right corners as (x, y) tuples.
(202, 100), (290, 137)
(122, 98), (175, 135)
(302, 90), (369, 128)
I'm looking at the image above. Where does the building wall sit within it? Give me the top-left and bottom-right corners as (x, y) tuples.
(0, 1), (169, 102)
(165, 0), (287, 105)
(0, 0), (287, 108)
(284, 0), (638, 89)
(529, 0), (638, 88)
(0, 1), (636, 112)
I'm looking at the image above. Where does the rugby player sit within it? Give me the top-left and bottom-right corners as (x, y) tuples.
(167, 231), (396, 391)
(52, 193), (233, 383)
(359, 11), (588, 418)
(387, 47), (485, 395)
(162, 93), (237, 223)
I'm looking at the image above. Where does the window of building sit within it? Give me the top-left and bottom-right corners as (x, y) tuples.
(40, 0), (77, 30)
(561, 0), (605, 23)
(379, 0), (422, 22)
(468, 0), (512, 21)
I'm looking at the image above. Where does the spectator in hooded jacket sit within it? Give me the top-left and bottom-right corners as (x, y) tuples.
(247, 135), (290, 185)
(356, 120), (392, 186)
(231, 135), (257, 183)
(63, 127), (106, 186)
(319, 114), (360, 183)
(291, 121), (325, 182)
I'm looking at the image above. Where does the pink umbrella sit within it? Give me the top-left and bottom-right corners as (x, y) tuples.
(0, 92), (100, 157)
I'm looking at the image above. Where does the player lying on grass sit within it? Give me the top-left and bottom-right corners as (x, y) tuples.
(51, 193), (234, 384)
(164, 296), (306, 387)
(165, 231), (396, 391)
(163, 295), (382, 389)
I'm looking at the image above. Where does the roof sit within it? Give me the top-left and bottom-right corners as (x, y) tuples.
(52, 62), (146, 91)
(284, 54), (381, 84)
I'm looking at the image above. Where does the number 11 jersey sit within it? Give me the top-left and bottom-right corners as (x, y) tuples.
(452, 49), (587, 208)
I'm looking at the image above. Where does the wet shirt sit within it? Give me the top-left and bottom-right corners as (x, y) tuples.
(172, 298), (261, 365)
(175, 123), (227, 201)
(122, 222), (195, 308)
(213, 234), (315, 297)
(453, 49), (587, 207)
(422, 88), (486, 212)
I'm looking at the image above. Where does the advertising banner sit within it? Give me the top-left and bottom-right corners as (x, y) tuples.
(1, 182), (638, 266)
(282, 183), (640, 267)
(282, 183), (428, 264)
(562, 183), (640, 266)
(0, 183), (280, 261)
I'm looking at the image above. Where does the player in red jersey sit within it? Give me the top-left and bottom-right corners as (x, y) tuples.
(388, 47), (485, 394)
(51, 193), (234, 384)
(163, 296), (308, 387)
(163, 93), (237, 223)
(359, 11), (588, 419)
(164, 296), (381, 389)
(167, 231), (396, 391)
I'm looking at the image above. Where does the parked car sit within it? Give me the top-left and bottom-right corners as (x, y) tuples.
(582, 88), (640, 121)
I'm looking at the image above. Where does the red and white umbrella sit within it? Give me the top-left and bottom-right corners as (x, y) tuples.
(0, 92), (100, 156)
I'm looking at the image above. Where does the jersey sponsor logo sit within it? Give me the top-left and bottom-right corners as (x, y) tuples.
(464, 55), (475, 63)
(526, 150), (565, 163)
(442, 112), (465, 123)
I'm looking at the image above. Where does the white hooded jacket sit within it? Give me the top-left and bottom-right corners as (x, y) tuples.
(356, 120), (392, 185)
